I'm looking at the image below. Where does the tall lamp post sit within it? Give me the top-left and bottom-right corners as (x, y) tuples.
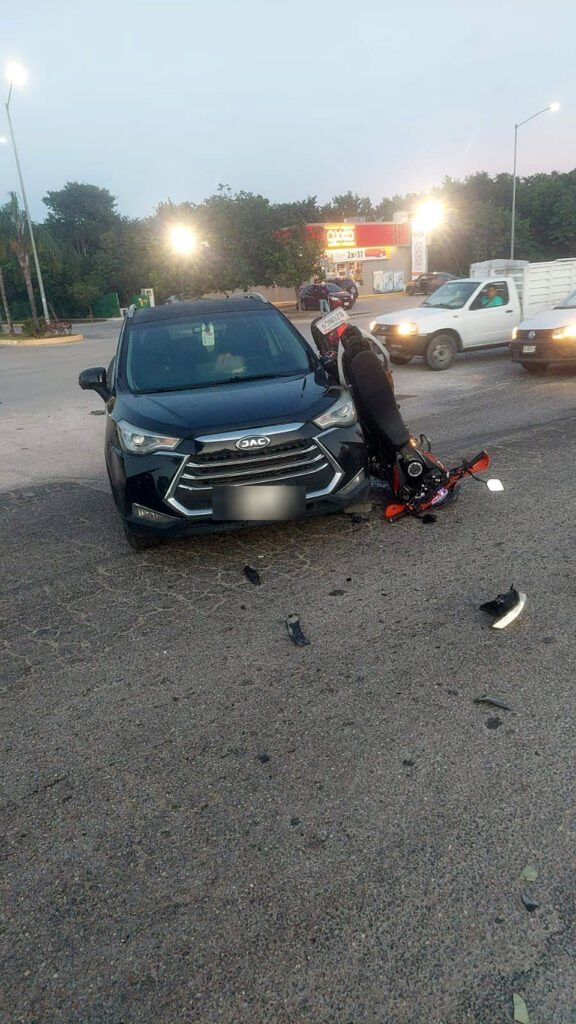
(510, 102), (559, 260)
(4, 62), (50, 323)
(412, 200), (444, 278)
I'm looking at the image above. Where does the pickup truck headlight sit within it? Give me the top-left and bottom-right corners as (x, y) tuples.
(512, 327), (518, 340)
(369, 320), (379, 332)
(117, 419), (182, 455)
(313, 391), (357, 430)
(397, 321), (419, 336)
(552, 324), (576, 340)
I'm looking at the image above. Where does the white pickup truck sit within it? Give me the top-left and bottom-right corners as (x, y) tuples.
(370, 259), (576, 370)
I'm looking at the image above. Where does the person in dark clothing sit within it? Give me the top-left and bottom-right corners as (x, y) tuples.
(312, 320), (442, 490)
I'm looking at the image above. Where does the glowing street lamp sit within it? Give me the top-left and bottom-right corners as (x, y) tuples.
(169, 225), (197, 255)
(510, 102), (559, 259)
(411, 200), (444, 277)
(4, 62), (50, 323)
(412, 200), (444, 234)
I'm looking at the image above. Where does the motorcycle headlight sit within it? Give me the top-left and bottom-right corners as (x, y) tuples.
(313, 391), (357, 430)
(552, 324), (576, 340)
(117, 419), (182, 455)
(397, 321), (419, 336)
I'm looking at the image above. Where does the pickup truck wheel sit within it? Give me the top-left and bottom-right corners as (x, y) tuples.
(390, 355), (413, 365)
(425, 334), (456, 370)
(521, 362), (549, 374)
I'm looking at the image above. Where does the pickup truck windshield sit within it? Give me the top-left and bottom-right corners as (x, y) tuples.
(422, 281), (479, 309)
(122, 310), (314, 394)
(556, 289), (576, 308)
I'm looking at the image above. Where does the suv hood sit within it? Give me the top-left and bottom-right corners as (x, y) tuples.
(114, 372), (340, 436)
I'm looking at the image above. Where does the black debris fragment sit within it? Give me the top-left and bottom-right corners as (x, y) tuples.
(351, 515), (369, 524)
(403, 759), (415, 766)
(473, 695), (512, 711)
(480, 585), (526, 629)
(521, 892), (539, 913)
(329, 589), (345, 597)
(421, 513), (437, 524)
(290, 817), (300, 826)
(486, 717), (503, 730)
(286, 614), (310, 647)
(243, 565), (261, 586)
(90, 409), (106, 416)
(258, 753), (270, 764)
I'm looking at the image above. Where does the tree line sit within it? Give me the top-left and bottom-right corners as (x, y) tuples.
(1, 169), (575, 325)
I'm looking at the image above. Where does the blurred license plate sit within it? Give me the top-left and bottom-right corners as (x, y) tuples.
(212, 485), (306, 521)
(522, 344), (536, 353)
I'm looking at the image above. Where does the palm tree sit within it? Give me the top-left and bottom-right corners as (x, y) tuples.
(0, 192), (40, 329)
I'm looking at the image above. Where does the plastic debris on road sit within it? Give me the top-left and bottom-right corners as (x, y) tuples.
(286, 614), (310, 647)
(480, 585), (526, 629)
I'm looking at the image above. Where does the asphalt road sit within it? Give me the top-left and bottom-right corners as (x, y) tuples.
(3, 299), (576, 1024)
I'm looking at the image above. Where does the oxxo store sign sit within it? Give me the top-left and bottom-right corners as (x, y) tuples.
(325, 224), (365, 261)
(322, 223), (401, 262)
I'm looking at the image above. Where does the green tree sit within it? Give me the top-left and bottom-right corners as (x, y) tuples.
(43, 181), (119, 257)
(322, 191), (374, 221)
(0, 192), (40, 328)
(270, 223), (325, 305)
(68, 276), (104, 319)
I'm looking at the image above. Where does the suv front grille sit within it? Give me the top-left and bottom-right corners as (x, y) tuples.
(178, 439), (329, 490)
(165, 434), (341, 516)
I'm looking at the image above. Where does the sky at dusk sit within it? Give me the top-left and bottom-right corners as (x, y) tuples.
(2, 0), (574, 221)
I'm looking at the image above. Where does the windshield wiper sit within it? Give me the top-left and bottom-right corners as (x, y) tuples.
(137, 371), (303, 394)
(222, 371), (302, 383)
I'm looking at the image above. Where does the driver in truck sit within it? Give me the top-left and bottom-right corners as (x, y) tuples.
(482, 284), (504, 307)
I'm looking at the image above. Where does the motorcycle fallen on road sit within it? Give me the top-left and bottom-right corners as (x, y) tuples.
(311, 315), (498, 521)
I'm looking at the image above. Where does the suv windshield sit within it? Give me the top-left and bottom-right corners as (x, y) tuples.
(556, 289), (576, 309)
(122, 310), (314, 394)
(422, 281), (479, 309)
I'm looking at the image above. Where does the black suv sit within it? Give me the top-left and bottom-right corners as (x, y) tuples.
(79, 297), (368, 548)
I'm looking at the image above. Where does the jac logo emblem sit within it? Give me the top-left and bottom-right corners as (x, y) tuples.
(236, 435), (271, 450)
(326, 226), (356, 247)
(529, 330), (536, 339)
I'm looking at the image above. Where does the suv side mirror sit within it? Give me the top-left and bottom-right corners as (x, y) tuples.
(79, 366), (110, 401)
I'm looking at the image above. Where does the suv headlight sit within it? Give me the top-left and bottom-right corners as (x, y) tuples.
(313, 391), (357, 430)
(397, 321), (419, 336)
(117, 419), (182, 455)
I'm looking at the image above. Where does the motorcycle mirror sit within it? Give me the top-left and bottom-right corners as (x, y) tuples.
(469, 451), (490, 474)
(486, 478), (504, 492)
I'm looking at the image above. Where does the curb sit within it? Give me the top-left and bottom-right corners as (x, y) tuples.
(0, 333), (84, 347)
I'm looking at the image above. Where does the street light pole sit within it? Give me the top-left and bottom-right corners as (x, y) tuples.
(5, 74), (50, 323)
(510, 104), (559, 260)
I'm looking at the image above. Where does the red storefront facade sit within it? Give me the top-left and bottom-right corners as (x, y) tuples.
(307, 221), (413, 296)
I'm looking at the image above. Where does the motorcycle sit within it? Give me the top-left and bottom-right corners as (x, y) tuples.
(311, 314), (495, 520)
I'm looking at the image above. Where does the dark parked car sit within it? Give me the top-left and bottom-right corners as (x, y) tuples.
(299, 282), (354, 311)
(327, 277), (359, 302)
(79, 296), (368, 549)
(405, 272), (455, 296)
